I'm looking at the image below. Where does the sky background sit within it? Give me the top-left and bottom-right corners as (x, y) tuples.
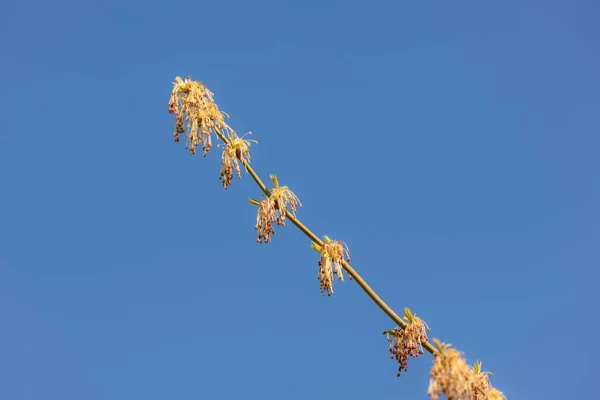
(1, 0), (599, 398)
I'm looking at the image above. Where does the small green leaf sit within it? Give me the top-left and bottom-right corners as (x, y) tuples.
(269, 174), (279, 188)
(404, 307), (414, 323)
(311, 242), (323, 253)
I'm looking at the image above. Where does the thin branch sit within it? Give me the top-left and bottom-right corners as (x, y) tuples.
(214, 127), (437, 356)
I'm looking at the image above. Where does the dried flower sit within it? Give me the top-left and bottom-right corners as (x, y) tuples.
(311, 236), (351, 296)
(219, 131), (257, 190)
(427, 339), (476, 400)
(250, 175), (301, 243)
(384, 307), (430, 376)
(168, 76), (232, 156)
(472, 361), (507, 400)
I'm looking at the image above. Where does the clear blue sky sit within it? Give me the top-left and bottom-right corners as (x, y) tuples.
(1, 0), (598, 398)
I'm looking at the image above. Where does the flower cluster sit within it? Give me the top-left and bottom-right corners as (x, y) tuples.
(219, 132), (257, 190)
(252, 175), (302, 243)
(427, 340), (476, 400)
(427, 340), (506, 400)
(168, 76), (231, 156)
(269, 175), (301, 225)
(384, 307), (430, 376)
(253, 196), (277, 243)
(311, 236), (351, 296)
(472, 361), (506, 400)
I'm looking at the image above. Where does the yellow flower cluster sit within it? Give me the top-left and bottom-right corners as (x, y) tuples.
(384, 308), (430, 376)
(253, 175), (302, 243)
(472, 361), (506, 400)
(168, 76), (230, 156)
(427, 340), (506, 400)
(311, 236), (351, 296)
(427, 340), (476, 399)
(169, 76), (257, 190)
(219, 132), (256, 190)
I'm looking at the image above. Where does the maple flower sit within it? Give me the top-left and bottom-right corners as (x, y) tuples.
(311, 236), (351, 296)
(168, 76), (231, 156)
(427, 339), (476, 400)
(253, 196), (277, 243)
(384, 307), (431, 376)
(268, 174), (301, 225)
(472, 361), (507, 400)
(250, 175), (302, 243)
(219, 131), (257, 190)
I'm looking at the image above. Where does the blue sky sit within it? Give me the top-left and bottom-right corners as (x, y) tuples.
(1, 0), (599, 398)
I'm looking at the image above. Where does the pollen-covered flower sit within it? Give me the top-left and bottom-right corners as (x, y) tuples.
(472, 361), (506, 400)
(311, 236), (351, 296)
(168, 76), (231, 156)
(427, 339), (476, 400)
(384, 307), (431, 376)
(269, 174), (301, 225)
(250, 175), (302, 243)
(253, 196), (277, 243)
(219, 132), (257, 190)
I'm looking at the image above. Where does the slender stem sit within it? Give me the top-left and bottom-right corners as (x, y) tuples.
(214, 127), (437, 356)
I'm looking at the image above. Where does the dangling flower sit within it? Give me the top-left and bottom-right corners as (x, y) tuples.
(252, 196), (277, 243)
(269, 174), (301, 225)
(472, 361), (507, 400)
(427, 339), (476, 400)
(219, 131), (257, 190)
(311, 236), (351, 296)
(249, 175), (301, 243)
(384, 307), (431, 376)
(168, 76), (232, 156)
